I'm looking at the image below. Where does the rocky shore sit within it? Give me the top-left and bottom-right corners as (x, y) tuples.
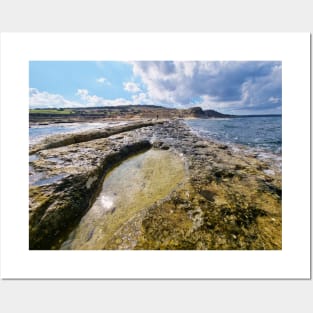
(29, 119), (281, 250)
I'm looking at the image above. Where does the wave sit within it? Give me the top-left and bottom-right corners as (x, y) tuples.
(185, 117), (281, 155)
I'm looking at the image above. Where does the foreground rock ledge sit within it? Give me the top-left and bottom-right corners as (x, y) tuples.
(29, 119), (282, 250)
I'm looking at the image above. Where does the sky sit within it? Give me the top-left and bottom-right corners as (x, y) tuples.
(29, 61), (282, 115)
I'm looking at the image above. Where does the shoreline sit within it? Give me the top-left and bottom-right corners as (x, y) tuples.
(183, 120), (282, 176)
(30, 117), (282, 155)
(29, 119), (281, 250)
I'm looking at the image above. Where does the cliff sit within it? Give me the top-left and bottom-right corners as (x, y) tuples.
(184, 106), (234, 118)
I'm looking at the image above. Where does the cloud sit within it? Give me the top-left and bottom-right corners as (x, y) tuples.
(123, 82), (141, 93)
(96, 77), (111, 85)
(132, 92), (153, 105)
(76, 89), (89, 99)
(104, 98), (133, 106)
(269, 97), (281, 104)
(76, 88), (132, 107)
(30, 88), (137, 109)
(131, 61), (282, 113)
(29, 88), (82, 108)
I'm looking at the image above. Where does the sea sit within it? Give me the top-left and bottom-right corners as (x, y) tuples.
(185, 116), (282, 160)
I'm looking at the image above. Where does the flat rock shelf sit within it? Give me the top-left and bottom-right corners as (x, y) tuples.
(61, 149), (186, 250)
(29, 119), (281, 250)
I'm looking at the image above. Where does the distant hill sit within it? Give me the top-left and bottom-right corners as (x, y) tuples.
(184, 107), (280, 118)
(29, 105), (236, 123)
(30, 105), (281, 119)
(185, 106), (234, 118)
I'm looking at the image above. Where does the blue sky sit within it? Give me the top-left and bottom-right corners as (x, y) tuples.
(29, 61), (282, 114)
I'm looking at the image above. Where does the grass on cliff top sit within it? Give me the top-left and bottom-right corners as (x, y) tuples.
(30, 109), (75, 115)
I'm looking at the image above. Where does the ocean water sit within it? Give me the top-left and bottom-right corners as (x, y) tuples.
(185, 116), (282, 155)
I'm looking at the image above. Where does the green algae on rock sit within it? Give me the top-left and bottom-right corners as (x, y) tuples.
(61, 149), (186, 250)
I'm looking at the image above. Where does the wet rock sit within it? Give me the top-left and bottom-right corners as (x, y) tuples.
(30, 120), (164, 154)
(218, 144), (228, 150)
(194, 141), (209, 148)
(29, 119), (282, 250)
(152, 140), (169, 150)
(29, 139), (152, 249)
(199, 189), (216, 202)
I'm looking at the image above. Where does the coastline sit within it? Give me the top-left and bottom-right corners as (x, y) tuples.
(29, 118), (281, 250)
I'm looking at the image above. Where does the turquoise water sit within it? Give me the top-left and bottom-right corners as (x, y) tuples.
(186, 116), (282, 154)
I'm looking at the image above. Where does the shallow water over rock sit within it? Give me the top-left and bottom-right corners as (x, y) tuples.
(60, 149), (186, 250)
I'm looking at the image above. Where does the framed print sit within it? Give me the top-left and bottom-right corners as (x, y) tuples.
(0, 32), (310, 279)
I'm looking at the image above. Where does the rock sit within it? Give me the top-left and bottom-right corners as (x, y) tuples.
(199, 189), (216, 202)
(29, 138), (151, 249)
(185, 107), (206, 118)
(30, 120), (164, 154)
(29, 119), (282, 250)
(218, 144), (228, 150)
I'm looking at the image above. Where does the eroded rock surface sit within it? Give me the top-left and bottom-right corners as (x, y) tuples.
(29, 119), (282, 250)
(61, 149), (186, 250)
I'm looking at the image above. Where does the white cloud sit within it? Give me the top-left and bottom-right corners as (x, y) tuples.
(30, 88), (133, 109)
(130, 61), (282, 113)
(268, 97), (281, 104)
(198, 95), (243, 111)
(104, 98), (133, 106)
(29, 88), (82, 108)
(132, 92), (153, 105)
(76, 89), (89, 100)
(96, 77), (111, 85)
(123, 82), (141, 93)
(76, 88), (132, 107)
